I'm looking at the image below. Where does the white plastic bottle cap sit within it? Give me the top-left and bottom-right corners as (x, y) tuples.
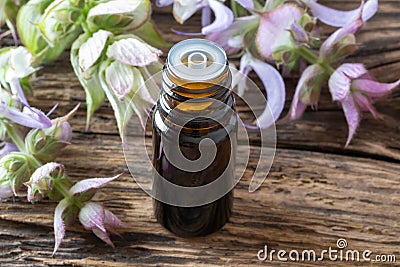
(167, 39), (227, 82)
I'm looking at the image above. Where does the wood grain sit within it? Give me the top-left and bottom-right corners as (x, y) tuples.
(0, 0), (399, 266)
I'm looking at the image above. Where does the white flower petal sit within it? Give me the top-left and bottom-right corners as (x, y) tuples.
(79, 30), (112, 72)
(341, 94), (360, 147)
(303, 0), (378, 27)
(6, 47), (35, 82)
(173, 0), (201, 24)
(256, 4), (302, 58)
(26, 162), (63, 186)
(201, 0), (234, 35)
(329, 63), (367, 101)
(88, 0), (144, 17)
(69, 175), (122, 195)
(52, 198), (69, 255)
(105, 61), (135, 99)
(107, 38), (162, 67)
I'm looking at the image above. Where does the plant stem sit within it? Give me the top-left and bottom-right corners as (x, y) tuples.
(4, 123), (26, 153)
(296, 46), (335, 75)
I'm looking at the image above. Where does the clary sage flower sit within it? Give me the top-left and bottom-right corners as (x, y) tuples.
(24, 162), (65, 203)
(86, 0), (151, 33)
(233, 52), (286, 129)
(0, 46), (35, 91)
(78, 202), (125, 247)
(100, 35), (162, 131)
(157, 0), (247, 34)
(25, 104), (78, 162)
(70, 32), (107, 128)
(302, 0), (378, 27)
(329, 63), (400, 146)
(0, 80), (52, 129)
(72, 30), (162, 133)
(284, 64), (326, 121)
(53, 174), (123, 255)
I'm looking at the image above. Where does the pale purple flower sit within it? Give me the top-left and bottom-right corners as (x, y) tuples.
(0, 101), (52, 129)
(78, 202), (125, 247)
(256, 4), (303, 59)
(320, 17), (363, 61)
(45, 103), (79, 142)
(79, 30), (113, 72)
(69, 175), (122, 195)
(101, 37), (159, 130)
(24, 162), (63, 203)
(328, 63), (400, 146)
(302, 0), (378, 27)
(53, 198), (69, 255)
(106, 37), (162, 67)
(0, 142), (18, 157)
(233, 52), (286, 129)
(157, 0), (235, 35)
(105, 61), (137, 100)
(5, 47), (36, 83)
(207, 15), (259, 55)
(0, 80), (52, 129)
(53, 174), (122, 254)
(290, 23), (309, 44)
(283, 64), (325, 121)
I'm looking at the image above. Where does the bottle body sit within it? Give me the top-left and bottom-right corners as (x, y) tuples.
(151, 38), (237, 237)
(152, 104), (236, 236)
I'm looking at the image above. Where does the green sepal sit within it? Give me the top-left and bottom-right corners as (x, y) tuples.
(70, 33), (106, 130)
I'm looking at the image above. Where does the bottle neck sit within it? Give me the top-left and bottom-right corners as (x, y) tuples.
(157, 64), (235, 130)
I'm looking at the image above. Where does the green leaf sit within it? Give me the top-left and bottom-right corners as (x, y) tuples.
(71, 34), (106, 130)
(133, 20), (171, 48)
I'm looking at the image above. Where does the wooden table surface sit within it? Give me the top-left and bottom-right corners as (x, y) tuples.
(1, 1), (399, 266)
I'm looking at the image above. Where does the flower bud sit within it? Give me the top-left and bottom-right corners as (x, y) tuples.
(37, 0), (83, 47)
(286, 64), (326, 121)
(0, 152), (35, 195)
(17, 0), (81, 63)
(78, 202), (125, 247)
(25, 105), (77, 162)
(319, 19), (363, 64)
(87, 0), (151, 33)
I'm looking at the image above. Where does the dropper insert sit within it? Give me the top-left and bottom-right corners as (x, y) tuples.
(188, 52), (207, 69)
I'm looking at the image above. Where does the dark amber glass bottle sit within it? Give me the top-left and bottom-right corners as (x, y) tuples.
(152, 39), (237, 237)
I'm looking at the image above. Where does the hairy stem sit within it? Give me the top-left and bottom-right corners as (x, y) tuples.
(297, 46), (335, 75)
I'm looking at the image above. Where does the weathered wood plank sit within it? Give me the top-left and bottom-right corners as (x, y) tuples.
(0, 0), (399, 266)
(0, 133), (399, 266)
